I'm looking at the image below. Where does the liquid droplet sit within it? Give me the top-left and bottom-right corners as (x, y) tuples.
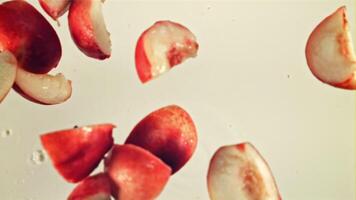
(1, 129), (13, 138)
(31, 150), (46, 165)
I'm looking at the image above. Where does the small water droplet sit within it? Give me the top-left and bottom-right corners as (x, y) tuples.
(1, 129), (13, 138)
(287, 74), (290, 78)
(73, 125), (79, 129)
(31, 150), (46, 165)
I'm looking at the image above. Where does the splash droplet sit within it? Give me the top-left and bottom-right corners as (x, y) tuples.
(31, 150), (46, 165)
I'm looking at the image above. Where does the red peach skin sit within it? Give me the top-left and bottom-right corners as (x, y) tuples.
(68, 173), (112, 200)
(0, 0), (61, 74)
(105, 144), (171, 200)
(41, 124), (115, 183)
(68, 0), (111, 59)
(125, 105), (197, 174)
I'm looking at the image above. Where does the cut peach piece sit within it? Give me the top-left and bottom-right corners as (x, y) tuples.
(105, 144), (171, 200)
(125, 105), (197, 174)
(135, 21), (199, 83)
(39, 0), (71, 20)
(68, 173), (112, 200)
(41, 124), (115, 183)
(306, 6), (356, 89)
(15, 68), (72, 105)
(0, 51), (17, 103)
(207, 143), (281, 200)
(0, 0), (61, 74)
(68, 0), (111, 59)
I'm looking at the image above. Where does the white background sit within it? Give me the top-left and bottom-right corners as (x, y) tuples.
(0, 0), (355, 200)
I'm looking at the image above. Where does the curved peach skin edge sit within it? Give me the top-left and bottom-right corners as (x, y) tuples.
(207, 143), (282, 200)
(67, 173), (112, 200)
(68, 0), (110, 60)
(135, 29), (152, 83)
(305, 6), (356, 89)
(125, 105), (198, 174)
(40, 124), (115, 183)
(39, 0), (70, 20)
(104, 144), (172, 200)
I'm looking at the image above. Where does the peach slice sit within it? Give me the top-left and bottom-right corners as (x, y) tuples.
(135, 21), (199, 83)
(305, 6), (356, 89)
(41, 124), (115, 183)
(125, 105), (197, 174)
(68, 0), (111, 59)
(0, 0), (61, 74)
(15, 68), (72, 105)
(104, 144), (171, 200)
(0, 51), (17, 102)
(39, 0), (71, 20)
(207, 143), (281, 200)
(68, 173), (112, 200)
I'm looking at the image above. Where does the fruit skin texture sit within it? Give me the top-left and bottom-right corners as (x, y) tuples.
(104, 144), (171, 200)
(125, 105), (197, 174)
(0, 0), (61, 74)
(67, 173), (112, 200)
(39, 0), (71, 20)
(207, 143), (281, 200)
(68, 0), (111, 59)
(41, 124), (115, 183)
(305, 6), (356, 89)
(0, 51), (17, 102)
(135, 20), (198, 83)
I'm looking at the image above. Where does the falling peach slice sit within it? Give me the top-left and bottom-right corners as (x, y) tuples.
(68, 0), (111, 59)
(15, 68), (72, 105)
(207, 143), (281, 200)
(135, 21), (198, 83)
(306, 6), (356, 89)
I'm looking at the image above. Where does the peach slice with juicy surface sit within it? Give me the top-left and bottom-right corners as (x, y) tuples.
(207, 143), (281, 200)
(0, 0), (61, 74)
(125, 105), (197, 174)
(135, 21), (199, 83)
(41, 124), (115, 183)
(39, 0), (71, 20)
(68, 0), (111, 59)
(306, 6), (356, 89)
(0, 51), (17, 103)
(105, 144), (171, 200)
(15, 68), (72, 105)
(68, 173), (112, 200)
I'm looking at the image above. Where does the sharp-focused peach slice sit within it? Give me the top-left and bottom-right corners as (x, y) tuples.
(68, 0), (111, 59)
(125, 105), (197, 174)
(68, 173), (112, 200)
(135, 21), (199, 83)
(306, 6), (356, 89)
(207, 143), (281, 200)
(15, 68), (72, 105)
(0, 51), (17, 102)
(0, 0), (61, 74)
(39, 0), (71, 20)
(105, 144), (171, 200)
(41, 124), (115, 183)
